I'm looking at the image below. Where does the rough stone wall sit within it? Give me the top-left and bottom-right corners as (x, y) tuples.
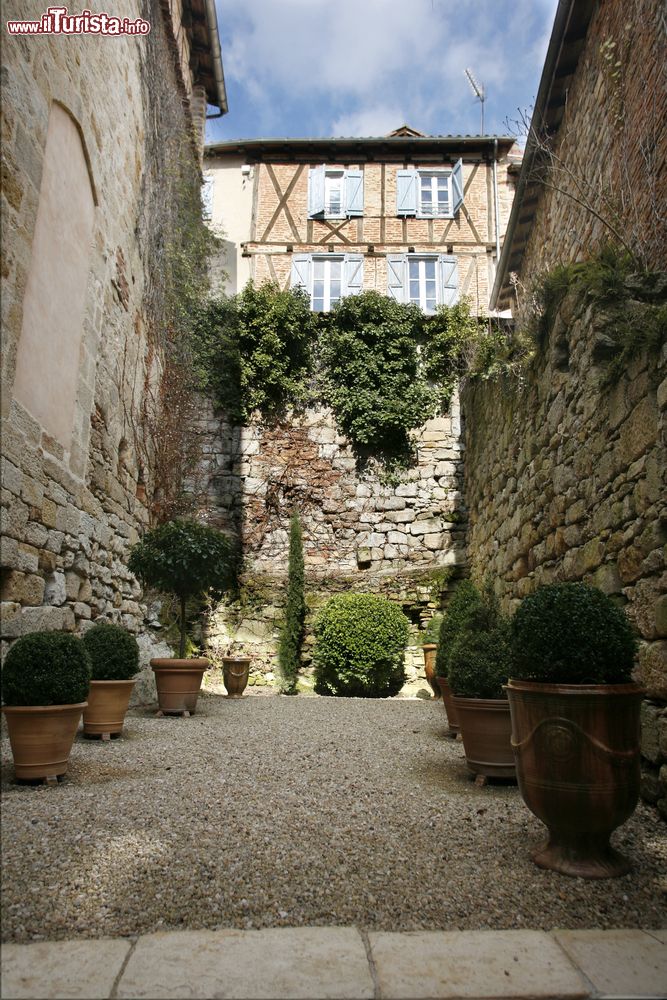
(515, 0), (666, 285)
(1, 1), (204, 700)
(200, 400), (467, 682)
(462, 289), (666, 814)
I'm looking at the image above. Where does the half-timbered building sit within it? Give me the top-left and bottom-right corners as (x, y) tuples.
(205, 126), (519, 314)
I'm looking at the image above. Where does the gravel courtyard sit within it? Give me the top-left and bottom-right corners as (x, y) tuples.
(2, 693), (666, 944)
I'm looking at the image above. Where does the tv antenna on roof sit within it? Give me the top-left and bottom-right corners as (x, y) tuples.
(465, 68), (485, 135)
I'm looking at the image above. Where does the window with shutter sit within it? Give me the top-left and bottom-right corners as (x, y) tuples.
(396, 170), (418, 216)
(386, 254), (459, 313)
(308, 166), (364, 218)
(291, 253), (363, 311)
(387, 255), (407, 302)
(396, 166), (464, 218)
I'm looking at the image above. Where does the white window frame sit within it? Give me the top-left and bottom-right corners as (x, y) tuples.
(291, 253), (364, 312)
(308, 166), (364, 219)
(407, 256), (439, 312)
(387, 253), (458, 313)
(417, 171), (452, 218)
(324, 170), (345, 219)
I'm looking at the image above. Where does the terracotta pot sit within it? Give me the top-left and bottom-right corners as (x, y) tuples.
(507, 679), (644, 878)
(82, 679), (136, 737)
(1, 703), (87, 781)
(150, 658), (208, 715)
(436, 677), (460, 737)
(222, 657), (251, 698)
(421, 644), (440, 698)
(452, 696), (515, 779)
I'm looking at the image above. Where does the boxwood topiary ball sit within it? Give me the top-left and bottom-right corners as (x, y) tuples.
(2, 631), (91, 706)
(313, 592), (409, 698)
(448, 624), (511, 700)
(82, 622), (139, 681)
(510, 582), (637, 684)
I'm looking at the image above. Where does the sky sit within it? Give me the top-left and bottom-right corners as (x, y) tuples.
(207, 0), (560, 145)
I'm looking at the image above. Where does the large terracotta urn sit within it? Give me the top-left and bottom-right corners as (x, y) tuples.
(2, 703), (87, 781)
(150, 658), (208, 715)
(436, 677), (460, 737)
(421, 644), (440, 699)
(507, 680), (644, 878)
(452, 696), (515, 780)
(83, 680), (136, 738)
(222, 657), (251, 698)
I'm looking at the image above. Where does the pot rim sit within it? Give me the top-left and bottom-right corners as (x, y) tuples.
(150, 658), (209, 670)
(2, 702), (88, 713)
(89, 678), (137, 686)
(221, 656), (252, 664)
(451, 695), (509, 709)
(506, 679), (645, 697)
(421, 643), (437, 650)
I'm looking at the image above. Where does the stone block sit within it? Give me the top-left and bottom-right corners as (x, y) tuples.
(654, 594), (667, 638)
(410, 517), (442, 536)
(1, 570), (45, 606)
(424, 533), (444, 551)
(637, 642), (667, 701)
(0, 535), (19, 568)
(618, 396), (658, 467)
(384, 510), (415, 524)
(592, 562), (622, 595)
(387, 531), (408, 545)
(16, 543), (39, 573)
(65, 571), (81, 600)
(0, 602), (22, 638)
(640, 701), (664, 764)
(21, 476), (44, 508)
(44, 571), (67, 606)
(0, 457), (22, 495)
(41, 498), (58, 528)
(20, 605), (69, 632)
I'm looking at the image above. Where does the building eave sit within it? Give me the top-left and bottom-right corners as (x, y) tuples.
(205, 135), (516, 162)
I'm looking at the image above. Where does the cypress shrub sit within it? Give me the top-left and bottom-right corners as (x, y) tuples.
(313, 593), (409, 698)
(82, 623), (140, 681)
(2, 632), (91, 706)
(435, 580), (484, 677)
(278, 512), (306, 694)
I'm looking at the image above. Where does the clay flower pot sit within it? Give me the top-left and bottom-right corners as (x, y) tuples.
(222, 656), (251, 698)
(422, 644), (440, 699)
(436, 677), (460, 737)
(507, 679), (644, 878)
(82, 679), (136, 739)
(452, 696), (515, 780)
(150, 658), (208, 716)
(2, 703), (87, 781)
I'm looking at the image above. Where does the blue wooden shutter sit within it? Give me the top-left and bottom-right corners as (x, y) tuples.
(387, 254), (407, 302)
(344, 254), (364, 297)
(451, 158), (464, 215)
(308, 165), (325, 217)
(396, 169), (417, 216)
(345, 170), (364, 216)
(291, 254), (312, 294)
(438, 255), (459, 306)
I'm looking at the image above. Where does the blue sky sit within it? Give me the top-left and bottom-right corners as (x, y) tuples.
(207, 0), (559, 144)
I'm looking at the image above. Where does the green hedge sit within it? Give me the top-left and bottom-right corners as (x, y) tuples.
(510, 583), (637, 684)
(82, 623), (139, 681)
(313, 593), (409, 698)
(2, 632), (91, 706)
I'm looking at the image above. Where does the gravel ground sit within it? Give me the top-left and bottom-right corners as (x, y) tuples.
(2, 693), (666, 943)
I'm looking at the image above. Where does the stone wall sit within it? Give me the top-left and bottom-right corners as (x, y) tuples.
(200, 400), (467, 685)
(1, 1), (208, 702)
(515, 0), (666, 285)
(462, 285), (666, 814)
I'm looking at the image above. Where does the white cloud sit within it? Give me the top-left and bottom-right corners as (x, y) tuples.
(216, 0), (560, 136)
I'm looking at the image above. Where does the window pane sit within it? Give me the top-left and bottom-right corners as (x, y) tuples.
(424, 260), (436, 279)
(313, 296), (324, 312)
(313, 260), (324, 280)
(330, 260), (342, 280)
(409, 259), (420, 279)
(425, 295), (436, 312)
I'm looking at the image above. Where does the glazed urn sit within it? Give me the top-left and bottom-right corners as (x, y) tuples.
(222, 656), (251, 698)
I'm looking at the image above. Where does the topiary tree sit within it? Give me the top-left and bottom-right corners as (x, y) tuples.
(313, 593), (409, 698)
(128, 519), (235, 658)
(510, 582), (637, 684)
(448, 621), (512, 699)
(420, 613), (443, 646)
(82, 623), (139, 681)
(435, 579), (484, 678)
(277, 512), (306, 695)
(2, 632), (91, 706)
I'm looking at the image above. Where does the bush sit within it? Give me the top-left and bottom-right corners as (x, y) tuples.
(435, 580), (484, 677)
(2, 632), (91, 706)
(278, 513), (306, 694)
(420, 614), (443, 646)
(448, 622), (511, 699)
(82, 623), (139, 681)
(510, 583), (637, 684)
(313, 593), (409, 698)
(128, 519), (235, 657)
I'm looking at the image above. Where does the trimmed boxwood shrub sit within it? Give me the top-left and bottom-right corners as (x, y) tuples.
(2, 632), (91, 706)
(313, 593), (409, 698)
(448, 622), (511, 699)
(510, 582), (637, 684)
(420, 614), (443, 646)
(82, 623), (139, 681)
(435, 580), (484, 678)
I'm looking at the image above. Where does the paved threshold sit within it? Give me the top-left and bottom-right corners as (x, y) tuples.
(1, 927), (665, 999)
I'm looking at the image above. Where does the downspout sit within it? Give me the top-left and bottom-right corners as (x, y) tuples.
(492, 138), (501, 266)
(203, 0), (228, 118)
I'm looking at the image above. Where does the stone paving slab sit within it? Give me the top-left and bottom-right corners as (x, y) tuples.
(0, 938), (131, 999)
(368, 929), (590, 999)
(552, 929), (667, 998)
(117, 927), (374, 1000)
(2, 927), (667, 999)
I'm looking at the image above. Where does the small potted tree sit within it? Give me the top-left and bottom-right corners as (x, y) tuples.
(448, 611), (515, 784)
(128, 519), (235, 716)
(420, 613), (442, 699)
(1, 631), (91, 783)
(507, 582), (643, 879)
(434, 580), (484, 737)
(82, 623), (139, 739)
